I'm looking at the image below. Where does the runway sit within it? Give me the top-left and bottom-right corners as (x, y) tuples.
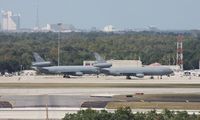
(0, 88), (200, 95)
(0, 75), (199, 84)
(0, 75), (200, 88)
(0, 75), (200, 108)
(0, 75), (199, 119)
(1, 94), (200, 108)
(0, 95), (114, 108)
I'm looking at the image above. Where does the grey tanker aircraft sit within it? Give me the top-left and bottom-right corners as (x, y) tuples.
(32, 52), (173, 79)
(32, 52), (111, 78)
(101, 66), (173, 79)
(94, 53), (173, 79)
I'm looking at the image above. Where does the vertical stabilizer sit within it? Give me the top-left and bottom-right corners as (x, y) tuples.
(33, 52), (45, 62)
(94, 52), (106, 63)
(93, 52), (112, 68)
(32, 52), (51, 67)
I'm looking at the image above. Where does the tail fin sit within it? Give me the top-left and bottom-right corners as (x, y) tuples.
(93, 52), (112, 68)
(33, 52), (45, 62)
(94, 52), (106, 63)
(32, 52), (51, 67)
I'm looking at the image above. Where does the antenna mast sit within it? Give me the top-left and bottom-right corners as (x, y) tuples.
(36, 0), (39, 29)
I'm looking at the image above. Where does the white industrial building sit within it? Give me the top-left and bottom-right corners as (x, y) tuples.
(148, 62), (181, 71)
(49, 23), (75, 32)
(1, 10), (20, 31)
(103, 25), (116, 32)
(84, 60), (181, 72)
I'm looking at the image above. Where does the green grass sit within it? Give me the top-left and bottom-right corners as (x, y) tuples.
(106, 102), (200, 110)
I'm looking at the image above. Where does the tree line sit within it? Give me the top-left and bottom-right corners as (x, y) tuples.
(62, 107), (200, 120)
(0, 31), (199, 73)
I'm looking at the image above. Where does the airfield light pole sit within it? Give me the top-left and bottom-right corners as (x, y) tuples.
(177, 35), (183, 71)
(57, 23), (62, 66)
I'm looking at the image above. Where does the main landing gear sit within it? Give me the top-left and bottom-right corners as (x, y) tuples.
(150, 76), (154, 79)
(157, 75), (162, 79)
(63, 75), (70, 78)
(126, 76), (131, 79)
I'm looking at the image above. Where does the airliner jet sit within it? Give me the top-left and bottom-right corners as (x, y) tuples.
(32, 52), (111, 78)
(101, 66), (173, 79)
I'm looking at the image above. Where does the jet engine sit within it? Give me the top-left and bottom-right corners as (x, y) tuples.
(75, 72), (83, 76)
(136, 73), (144, 78)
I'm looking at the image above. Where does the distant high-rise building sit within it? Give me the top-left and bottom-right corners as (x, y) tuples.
(1, 10), (20, 31)
(103, 25), (116, 32)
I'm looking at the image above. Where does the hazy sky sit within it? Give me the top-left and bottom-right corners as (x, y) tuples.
(1, 0), (200, 30)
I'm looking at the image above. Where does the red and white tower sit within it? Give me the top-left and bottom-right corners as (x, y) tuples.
(176, 35), (183, 70)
